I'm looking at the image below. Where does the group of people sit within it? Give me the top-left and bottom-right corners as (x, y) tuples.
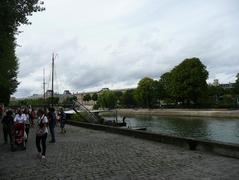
(1, 106), (66, 159)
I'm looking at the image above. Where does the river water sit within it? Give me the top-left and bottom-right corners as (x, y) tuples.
(103, 115), (239, 144)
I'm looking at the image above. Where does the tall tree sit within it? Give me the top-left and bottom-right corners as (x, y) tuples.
(121, 89), (136, 107)
(0, 0), (44, 105)
(91, 93), (98, 101)
(170, 57), (208, 105)
(159, 72), (174, 104)
(0, 35), (19, 104)
(83, 94), (91, 102)
(234, 73), (239, 95)
(114, 91), (123, 105)
(135, 77), (158, 108)
(97, 91), (117, 109)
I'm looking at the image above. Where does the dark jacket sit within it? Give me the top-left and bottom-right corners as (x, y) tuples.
(1, 115), (14, 127)
(48, 112), (56, 127)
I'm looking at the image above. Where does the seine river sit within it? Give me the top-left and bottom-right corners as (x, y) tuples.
(103, 115), (239, 144)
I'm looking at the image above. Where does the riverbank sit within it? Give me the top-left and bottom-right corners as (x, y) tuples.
(116, 108), (239, 118)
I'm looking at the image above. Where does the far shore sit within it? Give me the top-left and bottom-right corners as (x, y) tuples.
(116, 108), (239, 118)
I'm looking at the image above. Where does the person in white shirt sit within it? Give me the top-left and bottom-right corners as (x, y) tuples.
(36, 109), (48, 159)
(14, 109), (27, 124)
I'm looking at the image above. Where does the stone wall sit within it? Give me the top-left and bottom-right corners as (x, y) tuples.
(117, 108), (239, 118)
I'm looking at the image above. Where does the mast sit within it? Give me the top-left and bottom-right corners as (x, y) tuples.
(43, 68), (46, 102)
(51, 53), (54, 107)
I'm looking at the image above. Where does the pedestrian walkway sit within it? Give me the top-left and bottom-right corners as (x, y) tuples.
(0, 124), (239, 179)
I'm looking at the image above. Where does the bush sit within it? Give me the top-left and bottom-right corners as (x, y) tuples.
(71, 112), (89, 122)
(93, 103), (99, 110)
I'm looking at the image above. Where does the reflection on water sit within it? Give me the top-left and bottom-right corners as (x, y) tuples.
(103, 115), (239, 144)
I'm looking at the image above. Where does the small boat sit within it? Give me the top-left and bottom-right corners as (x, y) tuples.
(130, 127), (147, 131)
(104, 120), (126, 127)
(103, 113), (127, 127)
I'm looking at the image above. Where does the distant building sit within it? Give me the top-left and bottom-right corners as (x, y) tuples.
(212, 79), (235, 90)
(213, 79), (219, 86)
(27, 94), (43, 99)
(10, 97), (17, 101)
(74, 90), (98, 105)
(220, 83), (234, 90)
(63, 90), (71, 95)
(45, 90), (53, 97)
(16, 90), (74, 103)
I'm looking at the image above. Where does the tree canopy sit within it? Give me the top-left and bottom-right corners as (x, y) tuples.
(121, 89), (136, 108)
(161, 57), (208, 105)
(0, 0), (44, 105)
(83, 94), (91, 102)
(97, 91), (117, 109)
(234, 73), (239, 95)
(91, 93), (98, 101)
(134, 77), (157, 107)
(0, 0), (44, 31)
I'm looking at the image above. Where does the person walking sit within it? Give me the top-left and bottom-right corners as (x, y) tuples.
(48, 107), (56, 143)
(0, 104), (4, 121)
(14, 108), (27, 140)
(30, 108), (36, 127)
(36, 109), (48, 159)
(1, 110), (15, 151)
(23, 109), (30, 142)
(59, 108), (66, 133)
(14, 109), (27, 124)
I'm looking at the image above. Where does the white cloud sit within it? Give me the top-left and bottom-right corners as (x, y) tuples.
(14, 0), (239, 97)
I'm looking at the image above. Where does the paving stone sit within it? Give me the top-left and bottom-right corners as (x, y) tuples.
(0, 124), (239, 179)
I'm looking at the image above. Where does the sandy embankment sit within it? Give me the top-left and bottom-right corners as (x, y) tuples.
(117, 108), (239, 118)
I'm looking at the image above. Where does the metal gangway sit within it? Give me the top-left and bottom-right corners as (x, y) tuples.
(72, 100), (99, 123)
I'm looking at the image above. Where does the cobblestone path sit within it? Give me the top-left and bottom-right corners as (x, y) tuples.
(0, 124), (239, 180)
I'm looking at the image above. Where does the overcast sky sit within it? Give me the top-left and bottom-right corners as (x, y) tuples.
(14, 0), (239, 97)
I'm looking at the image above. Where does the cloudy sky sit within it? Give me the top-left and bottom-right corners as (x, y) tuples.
(15, 0), (239, 97)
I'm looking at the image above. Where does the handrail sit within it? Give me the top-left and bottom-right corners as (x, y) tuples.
(72, 100), (99, 123)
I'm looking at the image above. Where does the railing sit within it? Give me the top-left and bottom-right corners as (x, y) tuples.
(72, 100), (99, 123)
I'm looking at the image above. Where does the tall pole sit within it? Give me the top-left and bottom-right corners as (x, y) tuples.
(51, 53), (54, 107)
(43, 68), (46, 102)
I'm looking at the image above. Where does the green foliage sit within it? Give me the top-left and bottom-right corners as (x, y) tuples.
(9, 98), (45, 106)
(0, 0), (45, 32)
(114, 91), (123, 99)
(91, 93), (98, 101)
(207, 85), (224, 102)
(71, 113), (89, 122)
(93, 103), (100, 110)
(114, 91), (123, 106)
(203, 84), (238, 108)
(160, 72), (174, 102)
(62, 96), (77, 105)
(214, 94), (237, 108)
(97, 91), (117, 109)
(121, 90), (137, 107)
(83, 94), (91, 101)
(152, 80), (165, 105)
(135, 77), (160, 108)
(0, 1), (44, 105)
(0, 34), (19, 105)
(234, 73), (239, 95)
(46, 97), (59, 105)
(160, 57), (208, 105)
